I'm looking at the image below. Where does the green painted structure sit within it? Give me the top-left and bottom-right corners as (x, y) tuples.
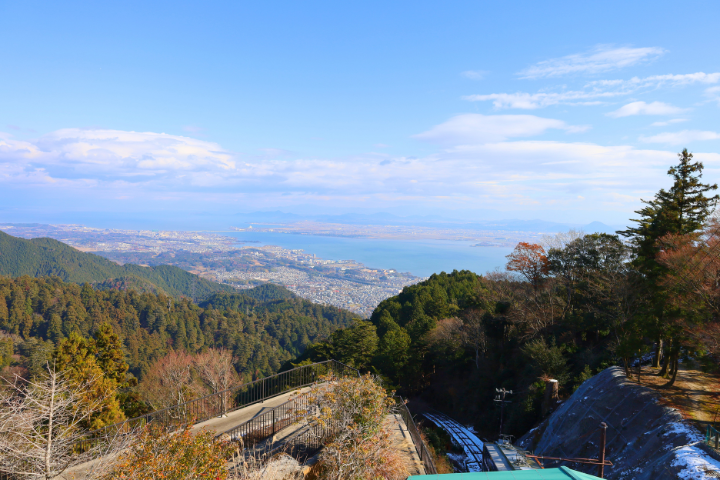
(408, 466), (602, 480)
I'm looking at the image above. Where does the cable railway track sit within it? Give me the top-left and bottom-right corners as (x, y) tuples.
(423, 410), (484, 472)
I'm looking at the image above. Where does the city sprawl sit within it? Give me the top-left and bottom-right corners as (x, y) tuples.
(0, 223), (423, 317)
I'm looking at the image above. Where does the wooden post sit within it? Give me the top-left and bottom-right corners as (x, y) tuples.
(598, 423), (607, 479)
(543, 379), (559, 415)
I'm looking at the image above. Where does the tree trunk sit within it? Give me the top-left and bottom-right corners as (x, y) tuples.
(668, 355), (676, 377)
(623, 357), (630, 377)
(659, 349), (671, 377)
(653, 338), (663, 368)
(665, 353), (680, 387)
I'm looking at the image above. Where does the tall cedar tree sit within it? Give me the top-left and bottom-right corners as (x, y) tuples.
(54, 325), (128, 428)
(619, 149), (719, 382)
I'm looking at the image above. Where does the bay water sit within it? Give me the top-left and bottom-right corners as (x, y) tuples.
(224, 231), (513, 278)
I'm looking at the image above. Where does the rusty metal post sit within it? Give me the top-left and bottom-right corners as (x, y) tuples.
(598, 423), (607, 478)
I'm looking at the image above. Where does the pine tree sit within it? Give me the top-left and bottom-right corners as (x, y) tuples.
(620, 149), (719, 277)
(619, 149), (719, 382)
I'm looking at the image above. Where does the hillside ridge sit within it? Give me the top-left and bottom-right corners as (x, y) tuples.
(0, 230), (233, 299)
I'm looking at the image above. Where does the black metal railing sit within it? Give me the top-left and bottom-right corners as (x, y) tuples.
(219, 394), (310, 447)
(80, 360), (358, 448)
(395, 396), (438, 475)
(707, 425), (720, 450)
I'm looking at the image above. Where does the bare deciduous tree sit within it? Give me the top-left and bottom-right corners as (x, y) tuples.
(0, 363), (130, 480)
(193, 348), (239, 416)
(463, 309), (488, 369)
(139, 350), (200, 413)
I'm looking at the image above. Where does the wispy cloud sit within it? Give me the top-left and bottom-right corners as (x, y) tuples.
(462, 70), (486, 80)
(706, 86), (720, 105)
(518, 45), (666, 79)
(413, 114), (588, 144)
(640, 130), (720, 145)
(650, 118), (688, 127)
(607, 101), (685, 118)
(465, 72), (720, 109)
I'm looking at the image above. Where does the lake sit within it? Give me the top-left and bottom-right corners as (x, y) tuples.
(224, 231), (514, 278)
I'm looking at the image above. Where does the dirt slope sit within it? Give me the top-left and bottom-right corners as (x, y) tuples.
(517, 367), (720, 479)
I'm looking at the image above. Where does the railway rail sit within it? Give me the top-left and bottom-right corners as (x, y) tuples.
(424, 410), (484, 472)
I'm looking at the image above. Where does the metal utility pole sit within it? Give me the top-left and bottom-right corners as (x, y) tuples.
(598, 422), (607, 479)
(494, 388), (513, 438)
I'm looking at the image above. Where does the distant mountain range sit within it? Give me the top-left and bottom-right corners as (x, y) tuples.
(0, 231), (233, 299)
(236, 211), (622, 234)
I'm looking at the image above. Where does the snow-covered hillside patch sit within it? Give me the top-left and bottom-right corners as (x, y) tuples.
(672, 445), (720, 480)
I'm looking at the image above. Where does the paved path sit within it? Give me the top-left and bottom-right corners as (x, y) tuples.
(385, 414), (425, 476)
(192, 387), (310, 435)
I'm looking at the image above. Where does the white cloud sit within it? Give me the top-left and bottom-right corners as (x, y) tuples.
(651, 119), (688, 127)
(1, 129), (237, 182)
(519, 45), (665, 79)
(465, 72), (720, 109)
(413, 114), (588, 144)
(3, 126), (719, 219)
(640, 130), (720, 145)
(462, 70), (486, 80)
(707, 86), (720, 105)
(464, 91), (614, 109)
(607, 101), (685, 118)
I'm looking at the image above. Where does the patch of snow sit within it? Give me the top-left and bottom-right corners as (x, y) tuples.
(672, 445), (720, 479)
(664, 422), (705, 443)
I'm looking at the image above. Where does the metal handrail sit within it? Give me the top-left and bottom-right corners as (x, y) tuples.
(395, 396), (438, 475)
(707, 425), (720, 450)
(81, 360), (358, 448)
(219, 394), (309, 446)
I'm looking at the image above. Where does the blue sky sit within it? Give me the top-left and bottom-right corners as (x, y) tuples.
(1, 1), (719, 228)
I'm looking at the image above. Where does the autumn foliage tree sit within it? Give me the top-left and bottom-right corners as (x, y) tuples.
(102, 425), (231, 480)
(506, 242), (550, 290)
(657, 217), (720, 377)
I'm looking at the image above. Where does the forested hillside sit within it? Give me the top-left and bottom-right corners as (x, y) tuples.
(0, 231), (233, 299)
(0, 277), (357, 381)
(293, 150), (720, 440)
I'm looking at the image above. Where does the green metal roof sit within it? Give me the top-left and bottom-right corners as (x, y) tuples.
(408, 466), (602, 480)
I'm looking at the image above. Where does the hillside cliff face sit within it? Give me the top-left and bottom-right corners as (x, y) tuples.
(518, 367), (720, 479)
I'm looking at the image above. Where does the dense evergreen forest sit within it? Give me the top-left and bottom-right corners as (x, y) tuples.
(0, 277), (357, 382)
(292, 150), (720, 439)
(0, 231), (234, 298)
